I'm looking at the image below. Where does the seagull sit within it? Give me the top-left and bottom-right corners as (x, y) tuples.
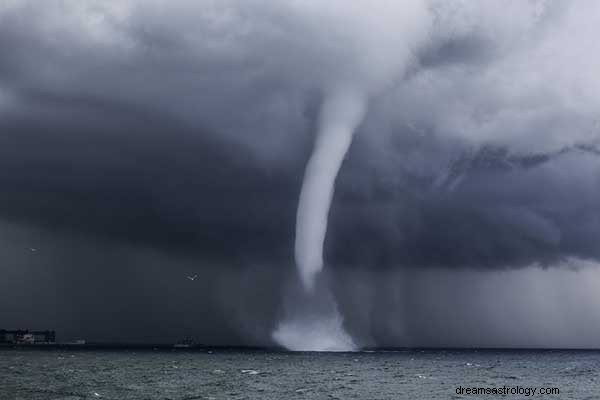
(187, 275), (198, 281)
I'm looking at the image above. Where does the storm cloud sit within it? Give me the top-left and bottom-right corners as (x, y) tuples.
(1, 0), (600, 347)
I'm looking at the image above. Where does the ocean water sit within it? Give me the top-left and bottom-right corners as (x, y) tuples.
(1, 349), (599, 399)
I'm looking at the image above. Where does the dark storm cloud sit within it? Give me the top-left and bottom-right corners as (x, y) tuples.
(328, 143), (600, 271)
(1, 0), (600, 346)
(0, 110), (301, 263)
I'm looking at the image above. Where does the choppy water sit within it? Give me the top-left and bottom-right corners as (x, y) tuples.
(1, 349), (599, 399)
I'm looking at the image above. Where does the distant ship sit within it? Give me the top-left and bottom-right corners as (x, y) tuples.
(173, 337), (195, 348)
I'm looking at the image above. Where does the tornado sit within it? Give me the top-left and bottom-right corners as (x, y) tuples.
(295, 88), (367, 291)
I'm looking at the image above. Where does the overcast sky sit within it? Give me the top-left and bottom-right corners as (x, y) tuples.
(1, 0), (600, 347)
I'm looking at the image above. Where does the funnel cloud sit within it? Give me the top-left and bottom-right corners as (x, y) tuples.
(295, 89), (367, 292)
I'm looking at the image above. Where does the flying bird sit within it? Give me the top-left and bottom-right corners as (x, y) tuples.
(187, 275), (198, 281)
(29, 247), (38, 252)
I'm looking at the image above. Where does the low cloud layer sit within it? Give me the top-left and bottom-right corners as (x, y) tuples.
(1, 0), (599, 346)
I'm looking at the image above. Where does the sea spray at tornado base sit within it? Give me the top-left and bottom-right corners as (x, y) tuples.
(272, 276), (356, 351)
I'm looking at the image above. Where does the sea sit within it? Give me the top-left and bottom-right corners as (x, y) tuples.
(1, 348), (599, 399)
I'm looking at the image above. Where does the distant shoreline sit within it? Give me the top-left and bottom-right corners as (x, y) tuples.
(2, 343), (600, 352)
